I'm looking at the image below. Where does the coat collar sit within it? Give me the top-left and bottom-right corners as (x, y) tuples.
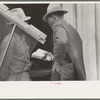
(52, 19), (66, 31)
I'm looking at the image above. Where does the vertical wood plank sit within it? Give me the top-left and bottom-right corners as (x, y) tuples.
(63, 3), (76, 29)
(76, 4), (97, 80)
(95, 4), (100, 80)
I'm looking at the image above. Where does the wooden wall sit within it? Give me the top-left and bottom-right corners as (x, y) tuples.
(63, 3), (100, 80)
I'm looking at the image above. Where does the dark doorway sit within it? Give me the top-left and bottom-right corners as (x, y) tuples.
(5, 4), (52, 81)
(6, 4), (52, 51)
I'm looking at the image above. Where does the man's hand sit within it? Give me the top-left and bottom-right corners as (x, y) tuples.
(42, 52), (54, 61)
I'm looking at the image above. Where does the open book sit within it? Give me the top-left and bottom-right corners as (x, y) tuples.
(31, 49), (53, 61)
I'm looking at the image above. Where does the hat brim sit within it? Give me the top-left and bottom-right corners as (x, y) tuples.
(43, 10), (68, 22)
(23, 16), (31, 21)
(6, 16), (31, 25)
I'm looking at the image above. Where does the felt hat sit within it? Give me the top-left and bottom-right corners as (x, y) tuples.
(43, 3), (68, 22)
(6, 8), (31, 25)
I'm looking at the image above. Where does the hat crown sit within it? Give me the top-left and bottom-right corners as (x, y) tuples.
(10, 8), (31, 21)
(47, 4), (63, 13)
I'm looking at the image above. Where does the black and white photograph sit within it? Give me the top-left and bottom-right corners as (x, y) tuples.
(0, 1), (100, 98)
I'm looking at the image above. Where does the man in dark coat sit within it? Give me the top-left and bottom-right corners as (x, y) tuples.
(43, 4), (86, 80)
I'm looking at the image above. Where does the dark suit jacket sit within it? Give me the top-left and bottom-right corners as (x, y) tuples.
(52, 20), (86, 80)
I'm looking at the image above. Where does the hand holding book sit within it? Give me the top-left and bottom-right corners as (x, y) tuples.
(42, 52), (54, 61)
(31, 48), (54, 61)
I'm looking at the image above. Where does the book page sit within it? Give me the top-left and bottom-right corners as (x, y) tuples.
(31, 48), (53, 61)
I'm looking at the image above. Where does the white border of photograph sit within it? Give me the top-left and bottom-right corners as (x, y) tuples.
(0, 1), (100, 99)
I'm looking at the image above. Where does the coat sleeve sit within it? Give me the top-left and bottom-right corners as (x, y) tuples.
(53, 26), (68, 65)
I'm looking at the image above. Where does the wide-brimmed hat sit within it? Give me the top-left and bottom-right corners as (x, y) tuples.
(6, 8), (31, 25)
(43, 4), (68, 22)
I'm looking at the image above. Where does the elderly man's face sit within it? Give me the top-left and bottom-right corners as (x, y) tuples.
(47, 14), (55, 27)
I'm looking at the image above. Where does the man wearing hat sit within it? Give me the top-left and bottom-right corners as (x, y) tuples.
(0, 8), (33, 81)
(43, 4), (86, 80)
